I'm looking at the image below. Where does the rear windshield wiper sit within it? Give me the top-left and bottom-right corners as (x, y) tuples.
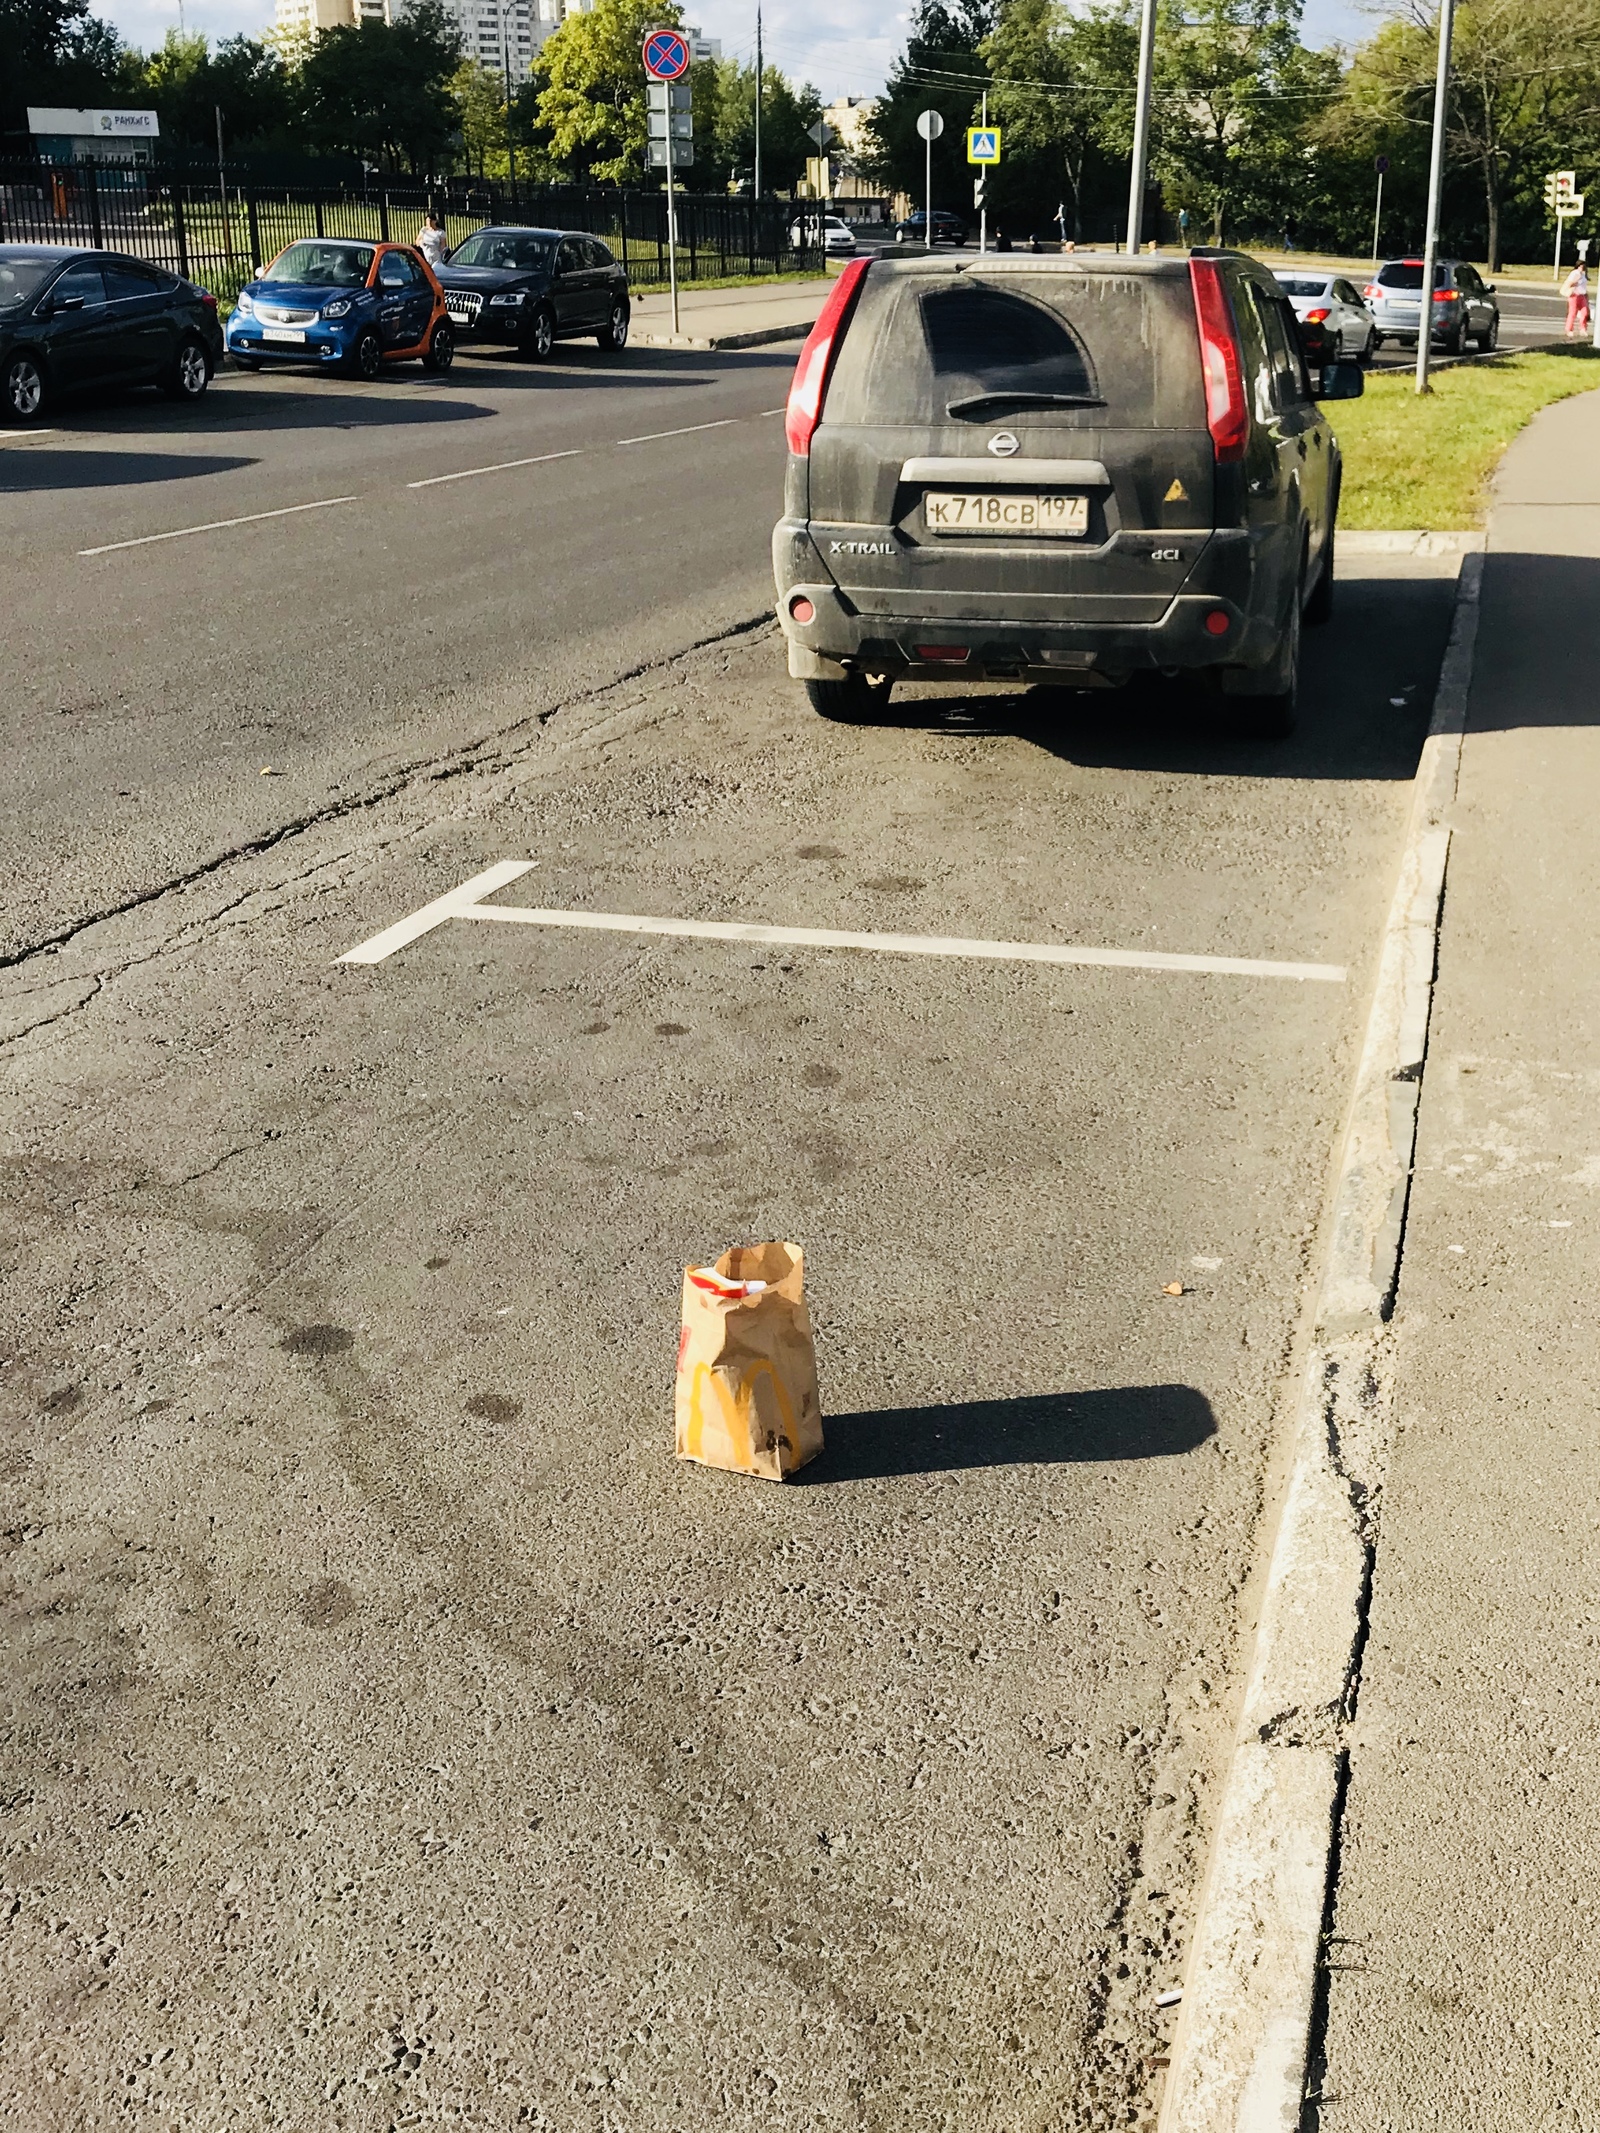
(946, 391), (1106, 417)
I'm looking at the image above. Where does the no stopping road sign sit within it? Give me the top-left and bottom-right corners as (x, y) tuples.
(643, 28), (690, 78)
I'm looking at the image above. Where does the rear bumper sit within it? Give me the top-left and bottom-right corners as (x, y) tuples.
(772, 520), (1290, 682)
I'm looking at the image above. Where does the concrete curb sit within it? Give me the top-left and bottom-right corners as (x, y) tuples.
(631, 323), (814, 350)
(1157, 552), (1484, 2133)
(1340, 531), (1486, 556)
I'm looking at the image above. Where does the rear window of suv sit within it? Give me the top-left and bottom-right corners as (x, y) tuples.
(822, 267), (1203, 430)
(1376, 263), (1442, 289)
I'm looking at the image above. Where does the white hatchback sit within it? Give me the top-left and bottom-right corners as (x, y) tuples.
(1273, 271), (1375, 361)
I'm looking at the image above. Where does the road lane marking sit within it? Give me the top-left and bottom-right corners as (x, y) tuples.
(615, 419), (738, 446)
(338, 874), (1346, 981)
(79, 495), (359, 556)
(407, 449), (582, 489)
(336, 862), (537, 963)
(758, 407), (789, 416)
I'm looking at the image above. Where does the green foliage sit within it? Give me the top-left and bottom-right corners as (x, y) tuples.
(0, 0), (141, 132)
(534, 0), (683, 184)
(981, 0), (1139, 238)
(862, 0), (996, 205)
(453, 58), (509, 176)
(1335, 0), (1600, 268)
(707, 58), (823, 193)
(142, 27), (294, 154)
(297, 0), (462, 170)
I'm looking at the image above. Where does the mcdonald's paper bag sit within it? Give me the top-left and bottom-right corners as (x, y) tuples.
(675, 1242), (823, 1481)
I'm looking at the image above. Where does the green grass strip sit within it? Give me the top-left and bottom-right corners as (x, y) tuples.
(1330, 347), (1600, 528)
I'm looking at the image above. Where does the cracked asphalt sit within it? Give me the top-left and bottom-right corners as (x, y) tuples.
(2, 352), (1460, 2128)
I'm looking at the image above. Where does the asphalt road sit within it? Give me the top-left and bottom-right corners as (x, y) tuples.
(0, 342), (799, 965)
(0, 345), (1463, 2127)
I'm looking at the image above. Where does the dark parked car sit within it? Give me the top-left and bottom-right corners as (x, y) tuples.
(1364, 258), (1499, 354)
(435, 227), (630, 358)
(772, 247), (1363, 738)
(894, 209), (968, 247)
(1, 244), (222, 423)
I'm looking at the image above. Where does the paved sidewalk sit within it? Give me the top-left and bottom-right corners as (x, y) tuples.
(1314, 389), (1600, 2122)
(630, 274), (832, 348)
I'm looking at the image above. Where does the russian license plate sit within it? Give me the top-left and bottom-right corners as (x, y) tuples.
(262, 327), (306, 344)
(925, 490), (1088, 537)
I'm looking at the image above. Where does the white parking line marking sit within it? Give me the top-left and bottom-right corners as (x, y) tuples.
(79, 495), (359, 557)
(0, 429), (60, 445)
(338, 873), (1346, 982)
(615, 419), (737, 446)
(336, 861), (537, 963)
(407, 449), (582, 489)
(758, 407), (789, 416)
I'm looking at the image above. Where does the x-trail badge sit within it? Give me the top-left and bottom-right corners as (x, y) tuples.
(987, 431), (1020, 457)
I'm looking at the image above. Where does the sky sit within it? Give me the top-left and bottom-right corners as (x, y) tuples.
(97, 0), (1374, 108)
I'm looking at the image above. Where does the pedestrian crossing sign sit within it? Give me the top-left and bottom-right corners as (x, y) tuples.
(966, 127), (1001, 164)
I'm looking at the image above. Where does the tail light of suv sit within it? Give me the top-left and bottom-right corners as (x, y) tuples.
(784, 255), (871, 457)
(1189, 258), (1247, 466)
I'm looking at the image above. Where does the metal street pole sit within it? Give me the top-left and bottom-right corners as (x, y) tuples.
(926, 128), (933, 248)
(1126, 0), (1156, 254)
(980, 90), (988, 255)
(503, 18), (517, 187)
(215, 104), (234, 267)
(1415, 0), (1456, 395)
(1371, 156), (1386, 265)
(665, 111), (680, 337)
(753, 5), (762, 198)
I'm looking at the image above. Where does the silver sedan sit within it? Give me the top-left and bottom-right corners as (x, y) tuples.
(1273, 272), (1376, 362)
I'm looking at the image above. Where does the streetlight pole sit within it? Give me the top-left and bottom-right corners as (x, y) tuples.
(1415, 0), (1456, 395)
(1126, 0), (1156, 254)
(753, 4), (762, 198)
(502, 8), (517, 187)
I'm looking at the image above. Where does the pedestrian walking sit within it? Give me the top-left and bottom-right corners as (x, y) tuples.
(1564, 261), (1591, 337)
(417, 211), (449, 272)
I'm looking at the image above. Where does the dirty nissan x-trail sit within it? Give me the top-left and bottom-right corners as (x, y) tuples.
(772, 249), (1362, 737)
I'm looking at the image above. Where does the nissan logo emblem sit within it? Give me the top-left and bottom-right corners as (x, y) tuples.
(987, 431), (1020, 458)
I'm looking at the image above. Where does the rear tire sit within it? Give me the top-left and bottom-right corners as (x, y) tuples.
(3, 350), (48, 422)
(1304, 530), (1334, 626)
(1478, 314), (1499, 352)
(159, 334), (211, 402)
(423, 319), (454, 372)
(803, 673), (893, 722)
(1226, 576), (1300, 739)
(1358, 331), (1375, 367)
(598, 300), (629, 350)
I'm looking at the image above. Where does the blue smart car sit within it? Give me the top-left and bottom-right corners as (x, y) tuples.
(226, 238), (453, 379)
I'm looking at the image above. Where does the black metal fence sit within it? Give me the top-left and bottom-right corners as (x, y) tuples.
(0, 161), (824, 302)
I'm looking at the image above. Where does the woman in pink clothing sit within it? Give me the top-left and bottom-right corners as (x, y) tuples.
(1564, 261), (1591, 337)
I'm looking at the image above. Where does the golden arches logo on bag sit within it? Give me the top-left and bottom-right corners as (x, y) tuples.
(683, 1358), (802, 1473)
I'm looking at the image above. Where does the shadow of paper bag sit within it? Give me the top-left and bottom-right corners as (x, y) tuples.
(674, 1242), (824, 1481)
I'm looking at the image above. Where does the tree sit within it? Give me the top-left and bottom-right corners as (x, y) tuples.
(535, 0), (684, 184)
(452, 57), (509, 175)
(297, 0), (462, 170)
(709, 58), (823, 193)
(1, 0), (140, 135)
(141, 28), (293, 155)
(1149, 0), (1340, 246)
(981, 0), (1140, 239)
(1338, 0), (1600, 269)
(862, 0), (996, 206)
